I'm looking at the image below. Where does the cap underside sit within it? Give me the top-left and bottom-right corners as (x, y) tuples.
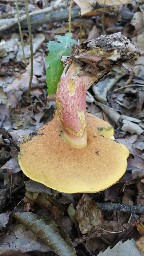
(19, 114), (129, 193)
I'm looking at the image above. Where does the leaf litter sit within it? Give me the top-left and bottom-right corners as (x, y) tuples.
(97, 239), (144, 256)
(0, 0), (144, 255)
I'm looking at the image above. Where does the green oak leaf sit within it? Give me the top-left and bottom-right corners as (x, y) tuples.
(46, 33), (77, 95)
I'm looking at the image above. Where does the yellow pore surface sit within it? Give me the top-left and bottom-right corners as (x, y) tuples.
(19, 114), (129, 193)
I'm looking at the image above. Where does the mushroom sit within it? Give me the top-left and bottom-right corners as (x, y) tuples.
(18, 33), (136, 193)
(18, 65), (128, 193)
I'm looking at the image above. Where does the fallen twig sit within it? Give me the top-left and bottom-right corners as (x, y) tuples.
(114, 84), (144, 92)
(98, 203), (144, 214)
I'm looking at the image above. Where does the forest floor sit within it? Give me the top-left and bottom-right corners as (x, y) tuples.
(0, 0), (144, 255)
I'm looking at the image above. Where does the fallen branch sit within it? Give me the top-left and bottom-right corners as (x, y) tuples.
(0, 6), (80, 33)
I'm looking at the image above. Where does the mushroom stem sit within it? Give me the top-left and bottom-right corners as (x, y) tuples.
(56, 63), (96, 149)
(56, 33), (137, 149)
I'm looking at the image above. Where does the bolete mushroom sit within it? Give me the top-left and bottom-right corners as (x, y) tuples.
(19, 33), (136, 193)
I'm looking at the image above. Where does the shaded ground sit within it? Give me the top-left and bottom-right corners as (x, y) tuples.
(0, 0), (144, 255)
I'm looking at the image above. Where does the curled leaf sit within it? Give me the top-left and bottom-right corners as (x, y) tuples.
(14, 212), (76, 256)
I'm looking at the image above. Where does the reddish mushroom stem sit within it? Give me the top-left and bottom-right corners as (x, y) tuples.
(56, 63), (96, 149)
(56, 33), (137, 149)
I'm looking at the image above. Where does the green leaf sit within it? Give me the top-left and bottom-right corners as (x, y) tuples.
(14, 212), (76, 256)
(46, 33), (77, 95)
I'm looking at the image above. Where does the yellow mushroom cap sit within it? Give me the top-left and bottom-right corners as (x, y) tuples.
(18, 114), (129, 193)
(87, 113), (114, 139)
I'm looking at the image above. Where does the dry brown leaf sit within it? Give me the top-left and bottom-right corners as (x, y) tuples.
(74, 0), (96, 15)
(137, 237), (144, 253)
(74, 0), (131, 15)
(76, 194), (103, 234)
(87, 25), (99, 40)
(137, 224), (144, 236)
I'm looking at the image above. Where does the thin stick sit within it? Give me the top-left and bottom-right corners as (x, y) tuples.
(15, 0), (26, 64)
(68, 0), (73, 33)
(25, 0), (33, 96)
(114, 84), (144, 92)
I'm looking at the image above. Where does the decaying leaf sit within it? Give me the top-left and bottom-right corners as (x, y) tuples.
(0, 41), (7, 57)
(94, 100), (120, 125)
(137, 237), (144, 252)
(125, 8), (144, 50)
(0, 224), (50, 254)
(97, 239), (144, 256)
(4, 61), (41, 94)
(1, 158), (20, 174)
(134, 141), (144, 150)
(92, 68), (125, 103)
(0, 88), (7, 105)
(122, 120), (144, 135)
(116, 134), (138, 153)
(137, 224), (144, 236)
(14, 212), (76, 256)
(68, 204), (78, 227)
(0, 212), (10, 229)
(76, 194), (103, 234)
(16, 34), (45, 61)
(24, 180), (52, 195)
(129, 155), (144, 171)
